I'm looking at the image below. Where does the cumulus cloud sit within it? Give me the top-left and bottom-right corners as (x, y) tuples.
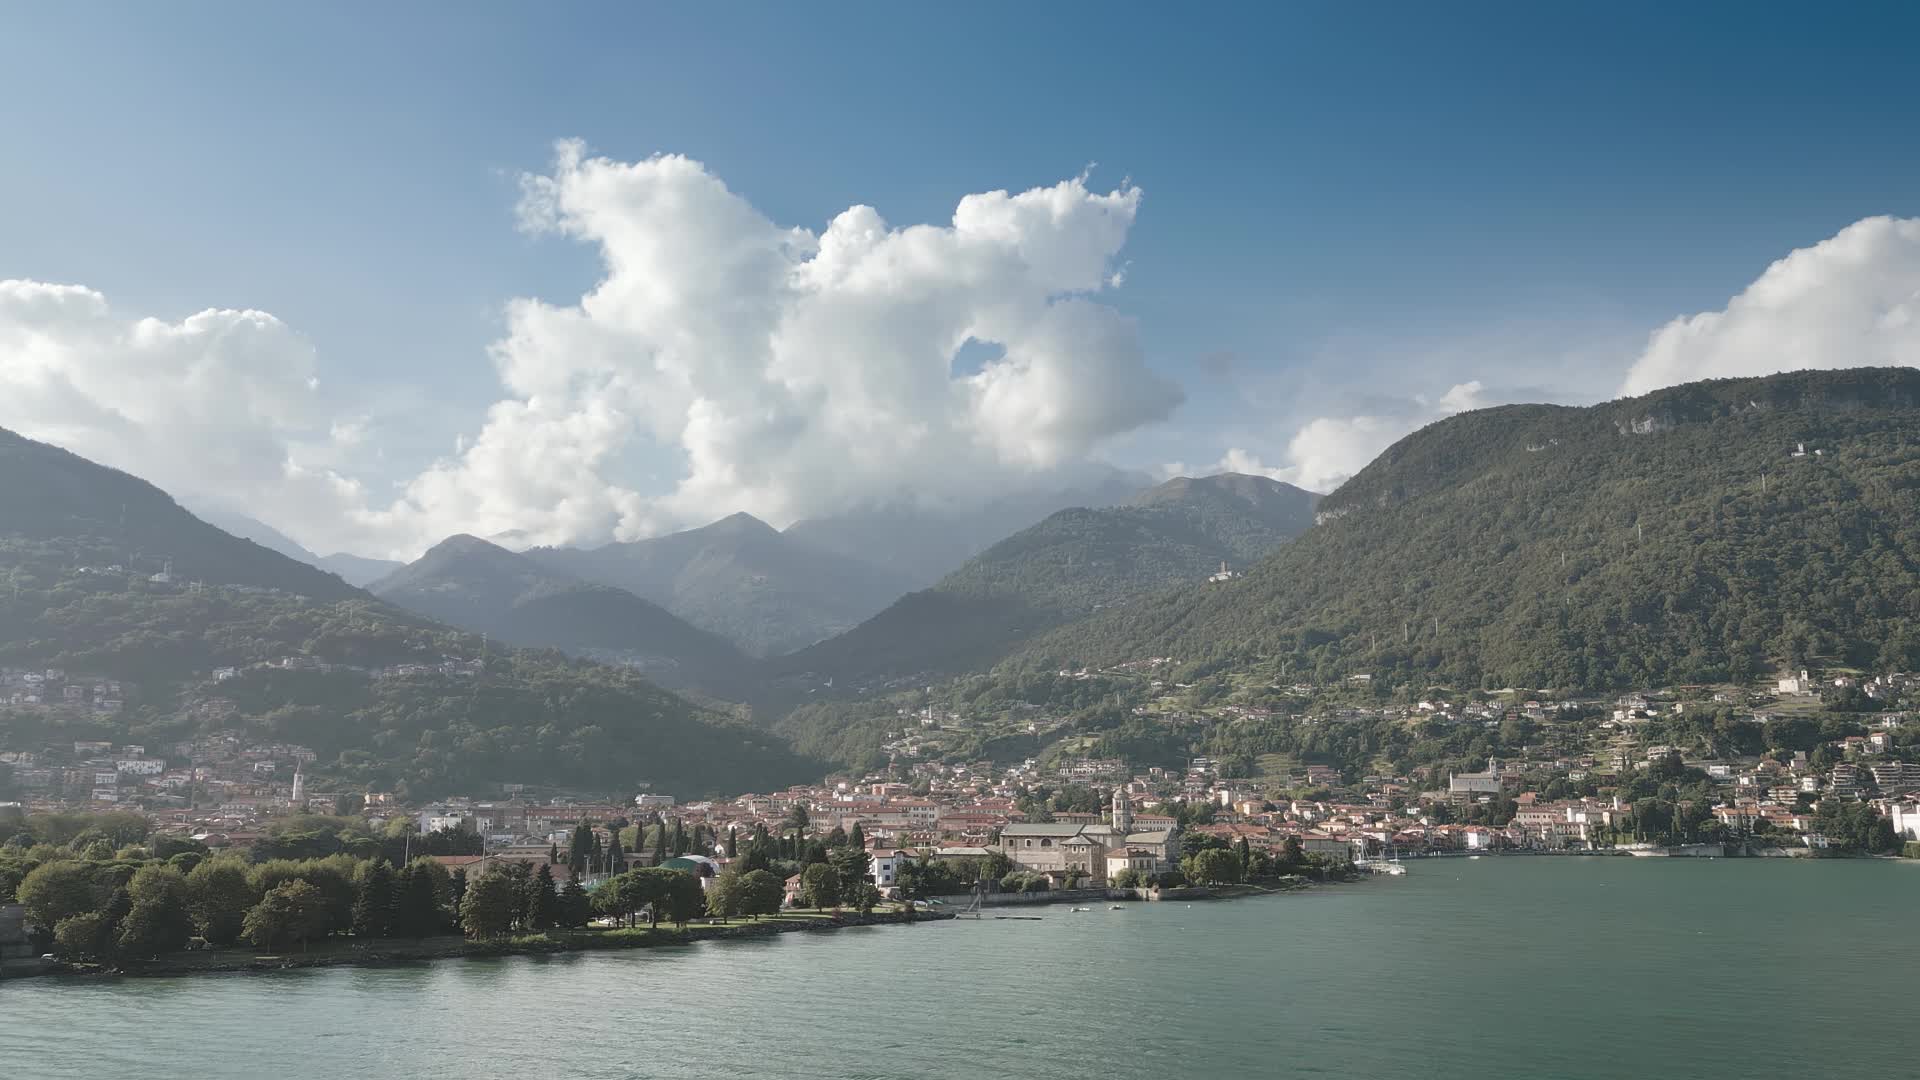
(0, 279), (376, 553)
(382, 143), (1182, 548)
(2, 148), (1181, 558)
(1183, 381), (1494, 494)
(1622, 215), (1920, 394)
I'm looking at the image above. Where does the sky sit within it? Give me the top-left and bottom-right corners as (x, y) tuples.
(3, 4), (1919, 558)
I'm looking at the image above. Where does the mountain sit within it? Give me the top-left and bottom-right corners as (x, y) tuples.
(528, 512), (916, 657)
(0, 430), (362, 603)
(765, 473), (1319, 695)
(781, 468), (1150, 590)
(182, 502), (400, 587)
(370, 534), (751, 697)
(315, 552), (404, 587)
(0, 427), (815, 797)
(1018, 367), (1920, 691)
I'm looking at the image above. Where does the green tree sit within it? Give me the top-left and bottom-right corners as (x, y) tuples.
(525, 863), (559, 930)
(16, 859), (98, 934)
(604, 830), (626, 877)
(52, 911), (116, 962)
(244, 880), (330, 952)
(568, 821), (593, 878)
(827, 846), (871, 897)
(725, 827), (738, 859)
(352, 860), (396, 939)
(740, 869), (786, 918)
(658, 869), (705, 926)
(799, 862), (842, 909)
(706, 869), (746, 919)
(458, 872), (518, 939)
(847, 822), (866, 851)
(186, 856), (257, 947)
(558, 878), (591, 929)
(116, 864), (192, 958)
(1185, 848), (1243, 885)
(391, 863), (443, 938)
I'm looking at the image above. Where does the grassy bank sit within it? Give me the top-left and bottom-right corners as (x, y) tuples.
(6, 907), (949, 980)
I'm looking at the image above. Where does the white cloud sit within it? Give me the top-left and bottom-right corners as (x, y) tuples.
(1187, 381), (1495, 493)
(2, 148), (1181, 559)
(382, 144), (1181, 549)
(1622, 215), (1920, 395)
(0, 278), (376, 554)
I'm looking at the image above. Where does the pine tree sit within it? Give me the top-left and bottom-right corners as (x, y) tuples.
(351, 859), (395, 939)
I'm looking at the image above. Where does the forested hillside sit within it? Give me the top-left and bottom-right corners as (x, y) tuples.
(1018, 368), (1920, 691)
(529, 512), (916, 657)
(370, 534), (750, 697)
(0, 428), (818, 797)
(765, 474), (1317, 696)
(0, 428), (363, 603)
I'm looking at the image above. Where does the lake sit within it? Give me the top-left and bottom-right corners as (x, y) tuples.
(4, 857), (1916, 1079)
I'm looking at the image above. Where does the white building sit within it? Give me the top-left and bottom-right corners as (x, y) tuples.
(1889, 802), (1920, 841)
(869, 849), (906, 889)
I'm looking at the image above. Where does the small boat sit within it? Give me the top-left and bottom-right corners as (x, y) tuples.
(1071, 906), (1091, 912)
(1108, 904), (1123, 910)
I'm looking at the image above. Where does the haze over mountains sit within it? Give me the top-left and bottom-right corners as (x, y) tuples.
(767, 473), (1320, 694)
(368, 533), (749, 698)
(14, 367), (1920, 794)
(187, 502), (403, 588)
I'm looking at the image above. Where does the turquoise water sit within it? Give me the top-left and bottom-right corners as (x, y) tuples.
(4, 857), (1916, 1079)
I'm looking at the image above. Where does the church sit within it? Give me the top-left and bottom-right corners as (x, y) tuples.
(997, 789), (1177, 884)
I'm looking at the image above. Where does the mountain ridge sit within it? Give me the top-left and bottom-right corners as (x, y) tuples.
(763, 472), (1319, 697)
(1015, 367), (1920, 691)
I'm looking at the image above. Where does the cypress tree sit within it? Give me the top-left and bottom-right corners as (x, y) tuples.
(669, 818), (686, 857)
(559, 878), (590, 929)
(848, 822), (866, 851)
(652, 820), (668, 865)
(525, 863), (559, 930)
(725, 827), (738, 859)
(450, 867), (468, 910)
(393, 864), (442, 938)
(606, 829), (626, 876)
(568, 822), (592, 878)
(352, 859), (395, 938)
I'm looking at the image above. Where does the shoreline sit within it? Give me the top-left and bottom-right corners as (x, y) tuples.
(2, 908), (952, 982)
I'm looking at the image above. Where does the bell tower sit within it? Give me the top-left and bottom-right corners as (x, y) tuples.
(1112, 787), (1133, 834)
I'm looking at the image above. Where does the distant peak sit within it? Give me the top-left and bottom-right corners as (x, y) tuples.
(424, 533), (510, 557)
(707, 510), (778, 536)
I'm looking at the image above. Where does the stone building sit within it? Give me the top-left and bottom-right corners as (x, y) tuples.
(997, 789), (1176, 884)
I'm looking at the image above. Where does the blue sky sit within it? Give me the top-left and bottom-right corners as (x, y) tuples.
(4, 4), (1918, 552)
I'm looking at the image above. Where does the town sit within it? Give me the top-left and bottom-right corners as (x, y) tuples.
(6, 659), (1917, 922)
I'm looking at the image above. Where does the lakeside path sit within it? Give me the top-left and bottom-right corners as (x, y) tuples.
(2, 908), (953, 981)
